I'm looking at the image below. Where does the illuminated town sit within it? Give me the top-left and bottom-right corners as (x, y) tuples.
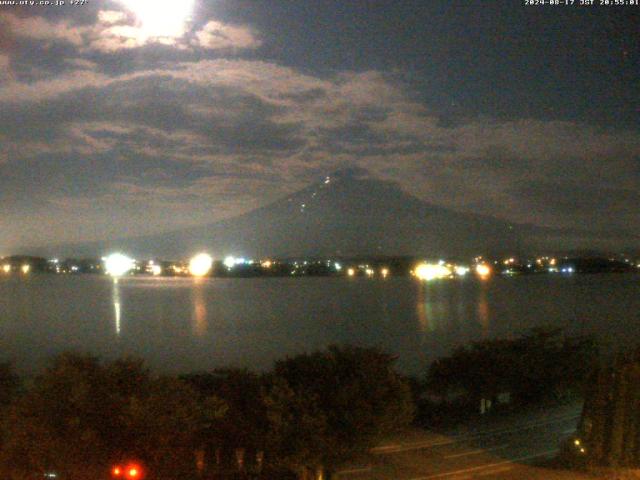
(1, 252), (638, 279)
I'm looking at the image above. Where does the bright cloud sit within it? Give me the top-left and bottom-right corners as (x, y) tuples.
(97, 10), (128, 25)
(193, 21), (262, 50)
(1, 13), (86, 45)
(1, 9), (261, 53)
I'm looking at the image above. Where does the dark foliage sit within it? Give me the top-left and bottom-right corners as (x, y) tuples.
(0, 362), (19, 409)
(182, 368), (269, 466)
(578, 350), (640, 468)
(425, 327), (598, 409)
(267, 345), (415, 475)
(0, 346), (414, 480)
(0, 353), (225, 480)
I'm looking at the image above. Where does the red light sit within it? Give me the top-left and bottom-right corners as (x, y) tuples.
(112, 466), (122, 477)
(124, 463), (143, 480)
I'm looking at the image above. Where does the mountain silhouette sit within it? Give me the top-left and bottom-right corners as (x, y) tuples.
(35, 169), (638, 259)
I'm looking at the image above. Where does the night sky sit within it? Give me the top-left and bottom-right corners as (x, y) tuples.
(0, 0), (638, 252)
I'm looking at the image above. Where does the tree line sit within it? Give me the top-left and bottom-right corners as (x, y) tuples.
(423, 327), (597, 422)
(0, 329), (598, 480)
(0, 346), (414, 480)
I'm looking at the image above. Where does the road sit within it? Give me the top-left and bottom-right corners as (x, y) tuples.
(336, 403), (588, 479)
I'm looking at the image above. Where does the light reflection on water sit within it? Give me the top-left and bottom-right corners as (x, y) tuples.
(0, 274), (639, 375)
(417, 280), (488, 338)
(112, 278), (122, 336)
(191, 278), (208, 337)
(477, 282), (490, 338)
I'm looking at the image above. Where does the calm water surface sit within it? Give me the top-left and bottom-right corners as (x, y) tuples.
(1, 274), (639, 375)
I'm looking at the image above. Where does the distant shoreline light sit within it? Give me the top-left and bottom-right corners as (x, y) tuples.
(414, 263), (451, 281)
(1, 253), (637, 279)
(104, 253), (135, 277)
(189, 253), (214, 277)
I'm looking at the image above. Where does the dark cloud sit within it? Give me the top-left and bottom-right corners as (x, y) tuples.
(0, 149), (213, 204)
(317, 122), (428, 157)
(512, 181), (640, 216)
(0, 72), (305, 156)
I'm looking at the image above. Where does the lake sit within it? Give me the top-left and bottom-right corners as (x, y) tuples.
(1, 274), (639, 375)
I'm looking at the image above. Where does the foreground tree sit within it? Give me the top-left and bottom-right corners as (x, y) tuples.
(578, 351), (640, 467)
(426, 327), (597, 410)
(0, 346), (414, 479)
(263, 376), (329, 479)
(266, 345), (415, 478)
(0, 362), (19, 409)
(182, 368), (268, 471)
(0, 353), (225, 480)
